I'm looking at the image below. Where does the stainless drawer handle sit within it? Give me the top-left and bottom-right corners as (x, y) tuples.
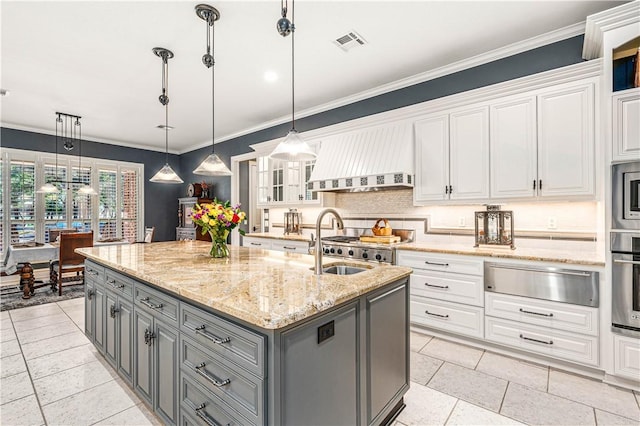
(489, 264), (592, 277)
(107, 279), (125, 289)
(195, 362), (231, 387)
(86, 269), (98, 276)
(283, 246), (296, 250)
(519, 334), (553, 345)
(194, 403), (225, 426)
(425, 310), (449, 319)
(519, 308), (553, 317)
(250, 242), (262, 246)
(425, 282), (449, 289)
(139, 297), (163, 310)
(613, 259), (640, 265)
(425, 261), (449, 267)
(194, 325), (231, 345)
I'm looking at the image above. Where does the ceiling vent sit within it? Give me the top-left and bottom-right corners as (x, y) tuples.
(333, 31), (367, 52)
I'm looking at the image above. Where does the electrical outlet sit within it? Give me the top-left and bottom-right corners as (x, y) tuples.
(458, 217), (466, 227)
(547, 217), (557, 229)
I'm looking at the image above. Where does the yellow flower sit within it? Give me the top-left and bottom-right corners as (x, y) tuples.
(209, 219), (216, 226)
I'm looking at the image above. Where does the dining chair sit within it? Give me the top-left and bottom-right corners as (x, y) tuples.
(49, 228), (76, 244)
(49, 231), (93, 296)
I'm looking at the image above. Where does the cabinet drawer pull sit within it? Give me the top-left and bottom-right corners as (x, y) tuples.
(425, 282), (449, 289)
(425, 261), (449, 267)
(519, 334), (553, 345)
(425, 310), (449, 319)
(194, 403), (225, 426)
(519, 308), (553, 317)
(144, 328), (155, 346)
(194, 325), (231, 345)
(109, 304), (119, 318)
(86, 269), (98, 276)
(250, 242), (262, 246)
(283, 246), (296, 250)
(107, 279), (125, 290)
(194, 362), (231, 387)
(139, 297), (163, 310)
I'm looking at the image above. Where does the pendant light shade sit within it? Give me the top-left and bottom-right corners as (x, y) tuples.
(269, 0), (316, 162)
(37, 183), (59, 194)
(150, 47), (184, 184)
(193, 4), (232, 176)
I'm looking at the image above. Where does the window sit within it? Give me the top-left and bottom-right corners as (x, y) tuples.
(99, 169), (117, 240)
(43, 164), (67, 242)
(121, 169), (138, 242)
(71, 166), (92, 232)
(10, 160), (36, 244)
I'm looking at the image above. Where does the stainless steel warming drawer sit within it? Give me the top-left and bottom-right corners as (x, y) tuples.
(484, 263), (599, 307)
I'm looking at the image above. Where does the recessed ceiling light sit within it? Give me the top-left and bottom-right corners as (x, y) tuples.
(156, 124), (174, 130)
(264, 71), (278, 83)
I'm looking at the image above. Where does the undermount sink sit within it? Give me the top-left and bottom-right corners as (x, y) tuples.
(322, 265), (369, 275)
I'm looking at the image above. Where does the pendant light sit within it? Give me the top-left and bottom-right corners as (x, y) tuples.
(150, 47), (184, 184)
(193, 4), (232, 176)
(269, 0), (316, 162)
(37, 113), (62, 193)
(76, 117), (97, 195)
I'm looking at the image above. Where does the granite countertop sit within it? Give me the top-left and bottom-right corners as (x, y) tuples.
(244, 232), (311, 242)
(76, 241), (411, 330)
(398, 243), (605, 267)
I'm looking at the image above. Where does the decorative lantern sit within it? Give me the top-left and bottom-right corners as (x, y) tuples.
(284, 209), (302, 235)
(474, 205), (515, 249)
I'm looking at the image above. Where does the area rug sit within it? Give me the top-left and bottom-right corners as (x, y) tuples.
(0, 284), (85, 311)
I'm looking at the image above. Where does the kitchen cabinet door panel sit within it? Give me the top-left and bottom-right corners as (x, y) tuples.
(537, 84), (595, 198)
(414, 115), (449, 203)
(118, 298), (134, 385)
(449, 106), (490, 200)
(613, 88), (640, 162)
(155, 320), (178, 425)
(134, 309), (154, 405)
(104, 291), (118, 368)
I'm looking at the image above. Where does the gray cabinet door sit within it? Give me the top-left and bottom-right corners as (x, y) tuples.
(84, 280), (95, 341)
(104, 291), (118, 368)
(281, 303), (358, 426)
(155, 319), (178, 425)
(94, 285), (106, 353)
(367, 283), (409, 425)
(134, 309), (153, 405)
(118, 298), (134, 385)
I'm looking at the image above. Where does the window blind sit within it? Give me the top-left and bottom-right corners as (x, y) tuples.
(72, 166), (92, 232)
(121, 169), (138, 242)
(99, 169), (117, 240)
(10, 161), (36, 243)
(43, 164), (67, 242)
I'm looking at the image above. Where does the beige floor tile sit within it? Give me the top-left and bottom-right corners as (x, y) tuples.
(15, 320), (80, 345)
(0, 353), (27, 378)
(56, 297), (84, 310)
(410, 351), (443, 385)
(12, 312), (71, 332)
(410, 331), (432, 352)
(397, 382), (457, 426)
(0, 371), (34, 405)
(501, 382), (595, 426)
(0, 325), (16, 343)
(393, 422), (407, 426)
(94, 403), (162, 425)
(548, 369), (640, 420)
(26, 343), (100, 379)
(420, 338), (483, 369)
(428, 362), (507, 412)
(41, 380), (138, 425)
(0, 338), (21, 358)
(0, 317), (13, 330)
(0, 394), (45, 426)
(595, 409), (640, 425)
(447, 400), (525, 425)
(476, 352), (548, 391)
(0, 311), (10, 321)
(9, 303), (64, 322)
(34, 359), (118, 405)
(21, 329), (89, 360)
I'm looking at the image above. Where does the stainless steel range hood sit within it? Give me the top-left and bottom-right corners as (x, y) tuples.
(308, 123), (414, 192)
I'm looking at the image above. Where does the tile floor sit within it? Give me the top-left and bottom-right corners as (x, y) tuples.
(1, 300), (639, 426)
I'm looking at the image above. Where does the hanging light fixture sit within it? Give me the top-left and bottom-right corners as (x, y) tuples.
(269, 0), (316, 162)
(193, 4), (232, 176)
(76, 117), (97, 195)
(150, 47), (184, 184)
(37, 113), (62, 193)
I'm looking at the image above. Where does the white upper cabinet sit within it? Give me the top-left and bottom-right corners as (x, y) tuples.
(612, 88), (640, 162)
(414, 115), (449, 202)
(490, 96), (538, 199)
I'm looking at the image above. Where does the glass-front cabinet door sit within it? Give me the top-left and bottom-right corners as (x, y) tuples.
(286, 161), (302, 203)
(303, 159), (319, 203)
(256, 156), (270, 206)
(271, 160), (285, 204)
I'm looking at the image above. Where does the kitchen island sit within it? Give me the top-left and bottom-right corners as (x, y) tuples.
(77, 241), (412, 426)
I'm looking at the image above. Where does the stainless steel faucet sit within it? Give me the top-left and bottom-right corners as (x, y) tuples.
(314, 208), (344, 275)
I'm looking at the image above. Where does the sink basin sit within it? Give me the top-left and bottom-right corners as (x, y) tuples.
(322, 265), (369, 275)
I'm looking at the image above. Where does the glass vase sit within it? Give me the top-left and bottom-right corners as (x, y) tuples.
(208, 231), (229, 258)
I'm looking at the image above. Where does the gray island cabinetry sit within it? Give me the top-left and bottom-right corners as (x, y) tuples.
(78, 241), (412, 426)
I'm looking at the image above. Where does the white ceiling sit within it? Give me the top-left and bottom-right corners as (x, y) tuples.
(0, 1), (624, 154)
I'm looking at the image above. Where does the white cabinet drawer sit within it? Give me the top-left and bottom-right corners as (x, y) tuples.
(485, 293), (598, 336)
(411, 272), (483, 307)
(242, 237), (272, 250)
(485, 317), (598, 366)
(270, 240), (309, 253)
(410, 296), (484, 339)
(613, 334), (640, 381)
(397, 251), (483, 276)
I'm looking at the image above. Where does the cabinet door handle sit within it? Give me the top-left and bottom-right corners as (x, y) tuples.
(532, 180), (536, 190)
(539, 180), (542, 190)
(425, 310), (449, 319)
(519, 308), (553, 317)
(109, 304), (120, 318)
(139, 297), (163, 310)
(194, 362), (231, 387)
(144, 328), (155, 346)
(519, 334), (553, 345)
(283, 246), (296, 250)
(425, 261), (449, 267)
(445, 185), (449, 194)
(194, 325), (231, 345)
(194, 403), (225, 426)
(87, 290), (95, 300)
(449, 185), (453, 194)
(425, 282), (449, 289)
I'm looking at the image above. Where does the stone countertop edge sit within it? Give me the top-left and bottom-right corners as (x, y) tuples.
(244, 232), (311, 242)
(76, 241), (411, 330)
(398, 243), (605, 267)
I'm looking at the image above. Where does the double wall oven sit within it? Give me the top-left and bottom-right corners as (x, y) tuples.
(611, 161), (640, 336)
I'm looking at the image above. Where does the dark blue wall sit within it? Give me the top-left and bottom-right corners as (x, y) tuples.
(2, 35), (586, 240)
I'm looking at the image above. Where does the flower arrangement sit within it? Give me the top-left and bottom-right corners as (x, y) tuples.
(190, 199), (246, 258)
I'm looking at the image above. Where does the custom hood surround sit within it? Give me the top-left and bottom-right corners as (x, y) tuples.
(307, 122), (414, 192)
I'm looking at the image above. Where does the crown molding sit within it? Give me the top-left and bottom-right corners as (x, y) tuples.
(583, 1), (640, 60)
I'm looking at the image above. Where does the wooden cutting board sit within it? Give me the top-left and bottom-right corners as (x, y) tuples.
(359, 235), (401, 244)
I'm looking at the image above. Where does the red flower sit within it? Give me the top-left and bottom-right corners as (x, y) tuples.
(232, 214), (239, 223)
